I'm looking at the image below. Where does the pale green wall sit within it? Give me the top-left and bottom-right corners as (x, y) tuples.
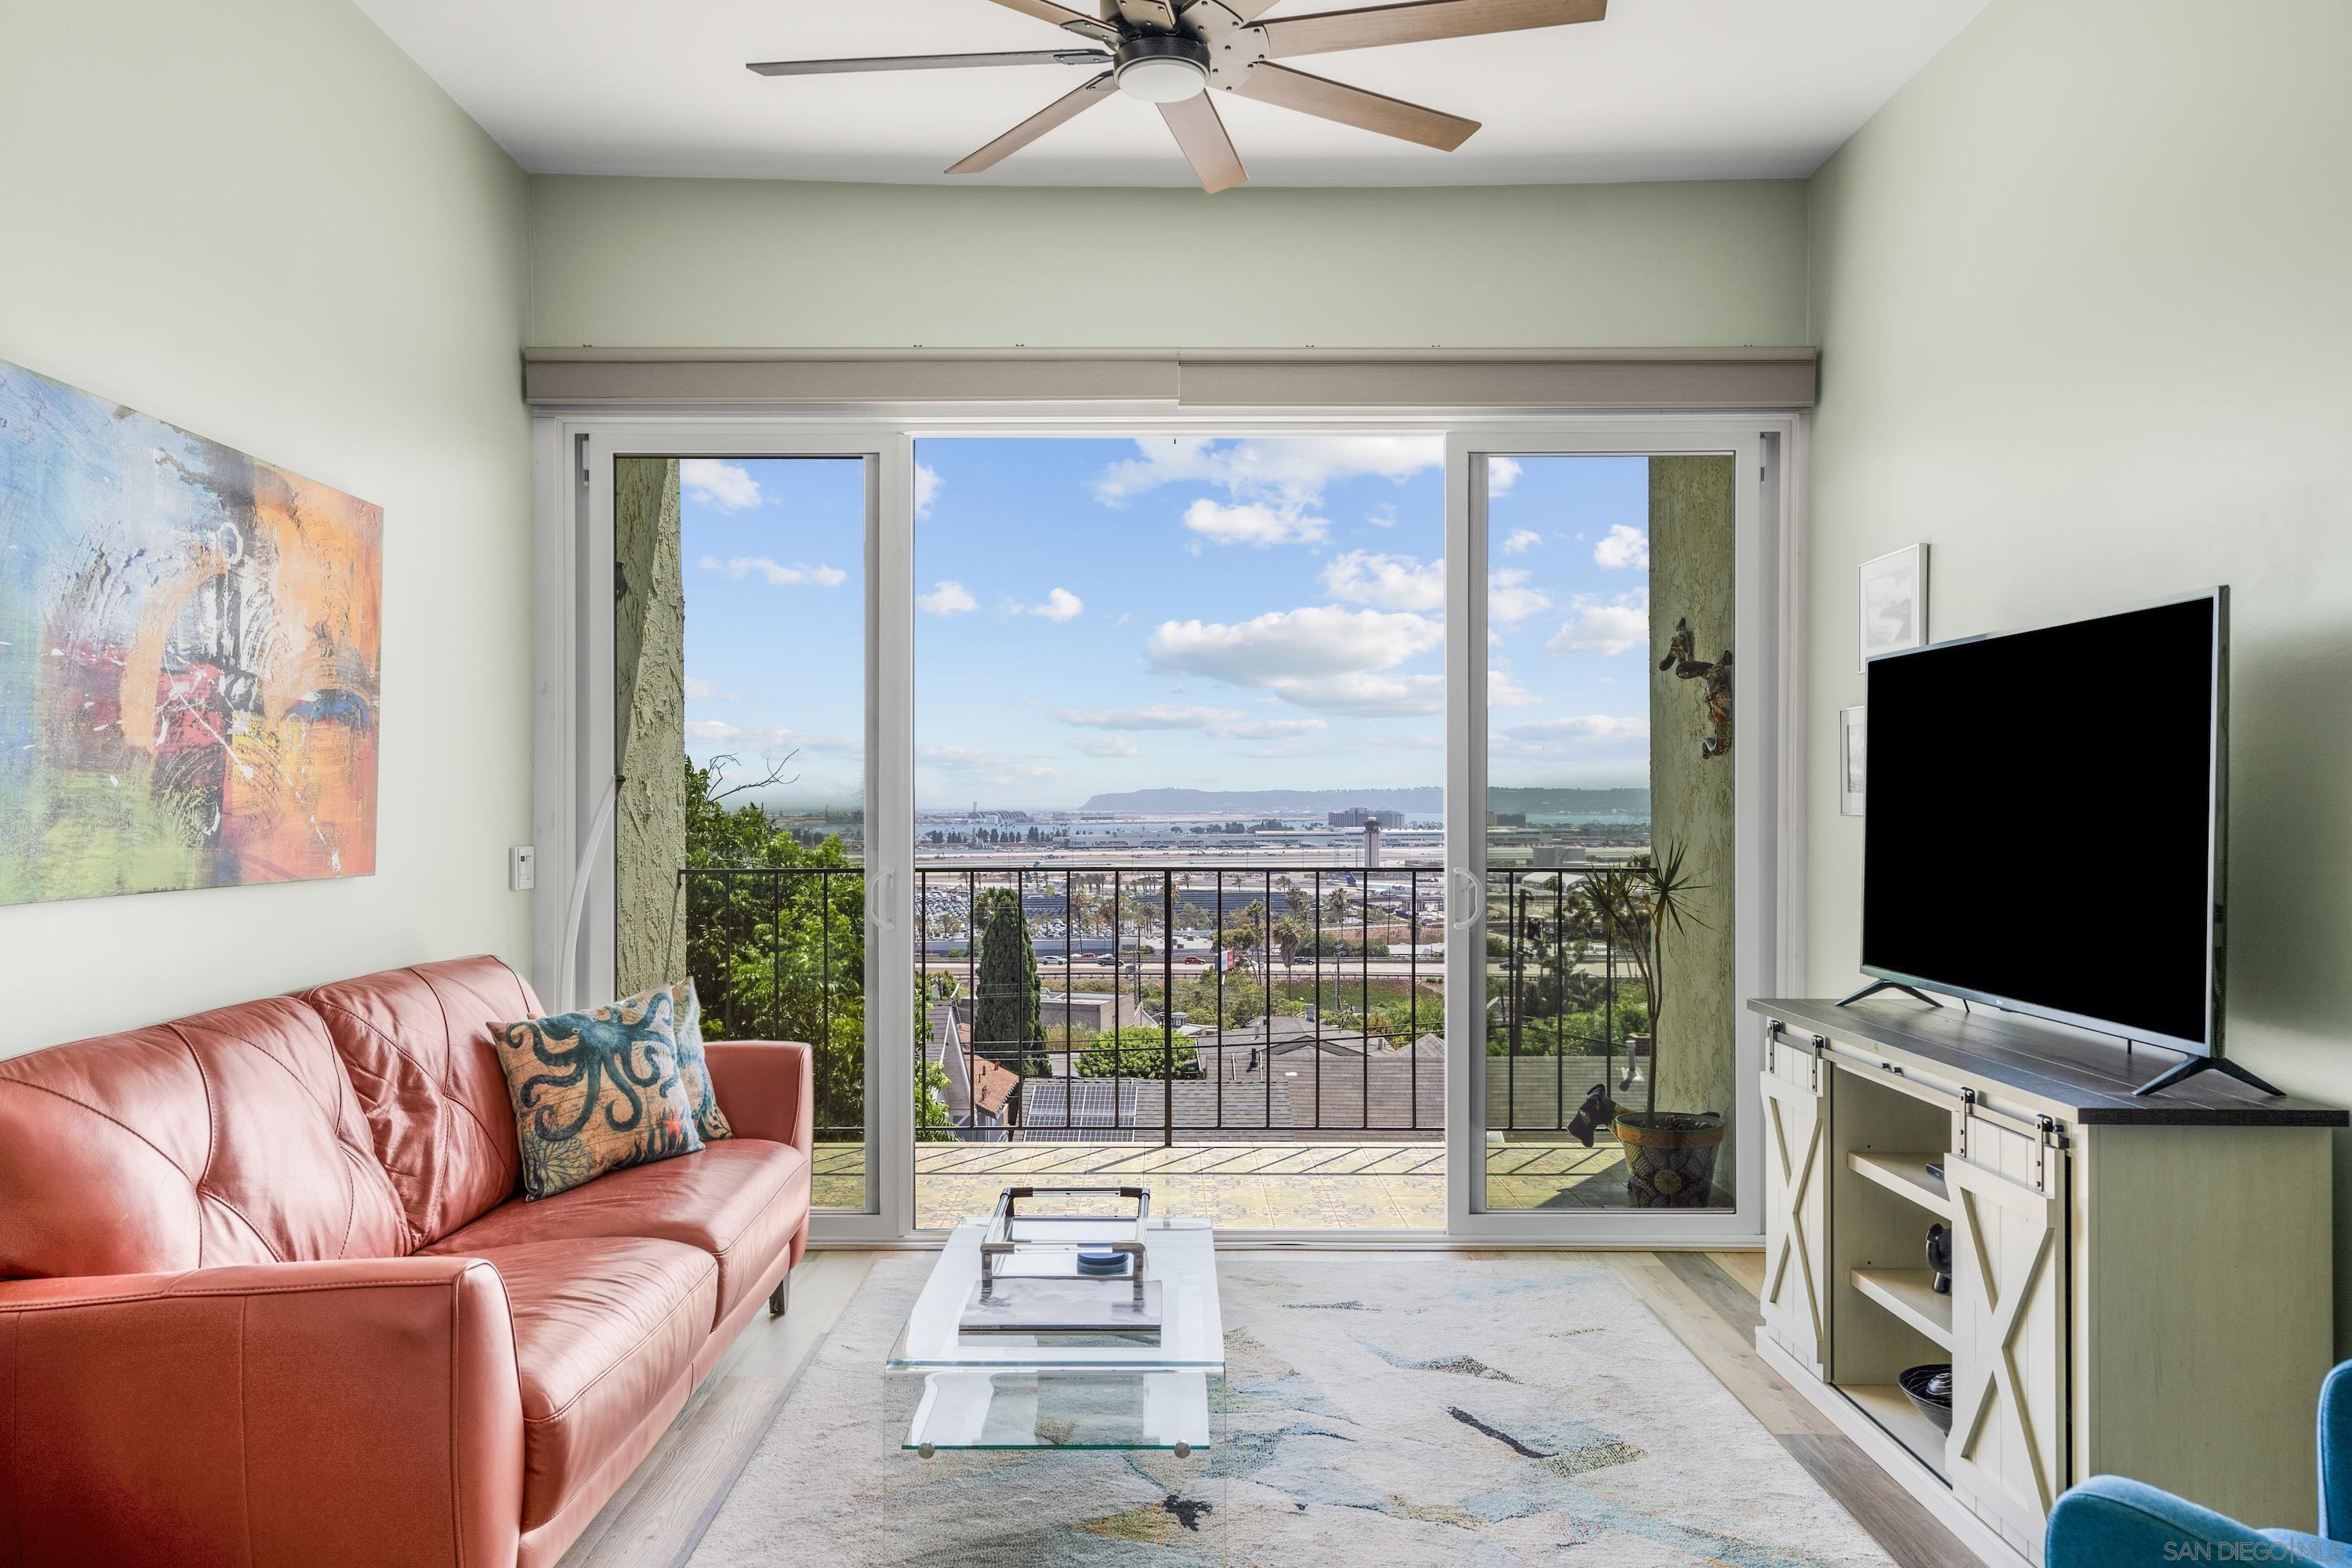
(1804, 0), (2352, 1336)
(528, 176), (1809, 349)
(0, 0), (534, 1051)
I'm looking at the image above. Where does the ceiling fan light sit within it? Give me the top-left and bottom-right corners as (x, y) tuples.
(1114, 35), (1210, 103)
(1117, 56), (1207, 102)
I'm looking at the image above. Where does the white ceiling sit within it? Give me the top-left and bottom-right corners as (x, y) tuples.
(358, 0), (1987, 187)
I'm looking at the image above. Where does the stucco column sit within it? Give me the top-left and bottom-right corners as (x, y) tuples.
(1646, 455), (1738, 1195)
(614, 457), (687, 996)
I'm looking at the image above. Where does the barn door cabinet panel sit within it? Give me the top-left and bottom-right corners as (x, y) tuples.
(1760, 1029), (1829, 1377)
(1748, 998), (2342, 1568)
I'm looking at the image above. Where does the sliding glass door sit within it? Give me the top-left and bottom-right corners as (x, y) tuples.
(567, 427), (913, 1243)
(1443, 430), (1771, 1241)
(543, 417), (1784, 1243)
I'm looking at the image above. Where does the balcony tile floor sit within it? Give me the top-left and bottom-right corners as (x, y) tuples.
(813, 1140), (1665, 1229)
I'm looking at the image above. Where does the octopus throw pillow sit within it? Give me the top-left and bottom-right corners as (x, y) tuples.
(493, 986), (705, 1200)
(665, 978), (734, 1143)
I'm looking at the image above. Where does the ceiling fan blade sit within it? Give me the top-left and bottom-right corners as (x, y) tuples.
(1230, 62), (1478, 151)
(1258, 0), (1605, 57)
(749, 49), (1112, 77)
(981, 0), (1123, 44)
(948, 73), (1120, 174)
(1159, 93), (1247, 192)
(1200, 1), (1287, 20)
(1114, 0), (1181, 27)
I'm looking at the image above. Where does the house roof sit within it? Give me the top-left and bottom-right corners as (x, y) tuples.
(969, 1057), (1020, 1117)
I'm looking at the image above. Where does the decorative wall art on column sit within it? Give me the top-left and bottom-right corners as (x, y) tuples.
(0, 358), (381, 905)
(1857, 543), (1929, 667)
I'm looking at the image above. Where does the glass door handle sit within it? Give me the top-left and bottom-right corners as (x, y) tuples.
(876, 868), (898, 932)
(1448, 866), (1483, 931)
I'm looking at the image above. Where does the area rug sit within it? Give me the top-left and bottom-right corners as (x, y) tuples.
(688, 1253), (1893, 1567)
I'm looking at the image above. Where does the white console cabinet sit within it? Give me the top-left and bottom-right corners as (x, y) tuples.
(1751, 997), (2341, 1567)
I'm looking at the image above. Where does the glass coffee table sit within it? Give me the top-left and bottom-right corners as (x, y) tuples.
(887, 1212), (1222, 1458)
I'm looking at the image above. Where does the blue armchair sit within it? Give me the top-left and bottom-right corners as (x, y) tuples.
(2047, 1363), (2352, 1566)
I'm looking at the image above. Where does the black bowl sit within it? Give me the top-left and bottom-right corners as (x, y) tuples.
(1899, 1363), (1955, 1435)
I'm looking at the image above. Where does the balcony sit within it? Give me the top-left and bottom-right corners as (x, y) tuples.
(678, 862), (1657, 1229)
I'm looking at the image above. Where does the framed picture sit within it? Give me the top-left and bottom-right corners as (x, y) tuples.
(1857, 543), (1929, 666)
(0, 357), (381, 906)
(1839, 706), (1867, 817)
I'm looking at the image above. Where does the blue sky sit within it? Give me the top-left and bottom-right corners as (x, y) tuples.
(675, 441), (1653, 811)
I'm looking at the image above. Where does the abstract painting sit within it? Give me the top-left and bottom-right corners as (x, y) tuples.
(0, 358), (379, 905)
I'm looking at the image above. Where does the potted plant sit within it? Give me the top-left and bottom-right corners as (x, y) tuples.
(1585, 844), (1724, 1207)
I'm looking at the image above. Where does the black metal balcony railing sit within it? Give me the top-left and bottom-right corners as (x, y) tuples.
(676, 862), (1642, 1150)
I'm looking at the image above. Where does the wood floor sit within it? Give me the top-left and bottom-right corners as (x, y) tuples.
(557, 1247), (1976, 1568)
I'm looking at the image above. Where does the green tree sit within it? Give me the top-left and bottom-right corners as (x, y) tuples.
(681, 757), (866, 1143)
(915, 1059), (958, 1143)
(1074, 1025), (1202, 1080)
(971, 887), (1047, 1078)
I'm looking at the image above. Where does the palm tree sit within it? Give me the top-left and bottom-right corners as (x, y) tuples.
(1582, 844), (1704, 1120)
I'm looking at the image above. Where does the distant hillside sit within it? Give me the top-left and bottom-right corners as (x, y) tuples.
(1076, 786), (1648, 817)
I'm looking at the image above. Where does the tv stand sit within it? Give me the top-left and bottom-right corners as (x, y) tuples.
(1836, 978), (1943, 1009)
(1750, 996), (2342, 1567)
(2132, 1052), (2285, 1099)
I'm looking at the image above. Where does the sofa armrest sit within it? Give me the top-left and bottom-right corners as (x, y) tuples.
(2046, 1476), (2277, 1567)
(705, 1039), (815, 1153)
(0, 1258), (524, 1568)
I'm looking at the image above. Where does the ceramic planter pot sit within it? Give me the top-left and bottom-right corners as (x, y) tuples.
(1613, 1109), (1726, 1207)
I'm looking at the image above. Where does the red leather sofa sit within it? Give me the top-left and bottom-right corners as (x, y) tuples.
(0, 956), (813, 1568)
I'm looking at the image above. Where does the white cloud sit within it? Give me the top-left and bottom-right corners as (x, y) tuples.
(684, 718), (858, 757)
(1054, 706), (1327, 741)
(1487, 456), (1523, 497)
(1219, 717), (1328, 739)
(1018, 586), (1084, 622)
(918, 742), (1059, 779)
(1058, 705), (1246, 731)
(1148, 605), (1442, 685)
(1594, 524), (1650, 570)
(1147, 604), (1448, 716)
(915, 463), (942, 520)
(681, 459), (762, 512)
(1093, 435), (1443, 512)
(917, 579), (978, 615)
(682, 676), (735, 701)
(1181, 499), (1329, 549)
(1323, 550), (1445, 612)
(1502, 528), (1542, 556)
(1488, 568), (1552, 625)
(702, 556), (847, 588)
(1546, 592), (1650, 657)
(1067, 735), (1142, 758)
(1489, 668), (1541, 708)
(1265, 672), (1447, 717)
(1491, 713), (1651, 758)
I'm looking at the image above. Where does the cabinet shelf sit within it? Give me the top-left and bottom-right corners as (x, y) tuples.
(1847, 1150), (1951, 1218)
(1841, 1382), (1950, 1483)
(1852, 1267), (1954, 1350)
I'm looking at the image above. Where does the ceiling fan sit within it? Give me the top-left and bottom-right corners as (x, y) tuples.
(747, 1), (1607, 194)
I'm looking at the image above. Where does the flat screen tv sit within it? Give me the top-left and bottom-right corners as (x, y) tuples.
(1860, 590), (2227, 1062)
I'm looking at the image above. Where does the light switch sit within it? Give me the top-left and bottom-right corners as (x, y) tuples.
(510, 845), (536, 892)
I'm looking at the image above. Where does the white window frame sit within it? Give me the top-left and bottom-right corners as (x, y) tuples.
(1443, 423), (1793, 1246)
(533, 409), (1805, 1247)
(535, 420), (913, 1245)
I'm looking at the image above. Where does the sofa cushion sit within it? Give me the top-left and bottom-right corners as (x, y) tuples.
(306, 956), (541, 1245)
(0, 996), (411, 1278)
(426, 1139), (808, 1329)
(492, 987), (703, 1201)
(468, 1236), (716, 1533)
(666, 979), (733, 1144)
